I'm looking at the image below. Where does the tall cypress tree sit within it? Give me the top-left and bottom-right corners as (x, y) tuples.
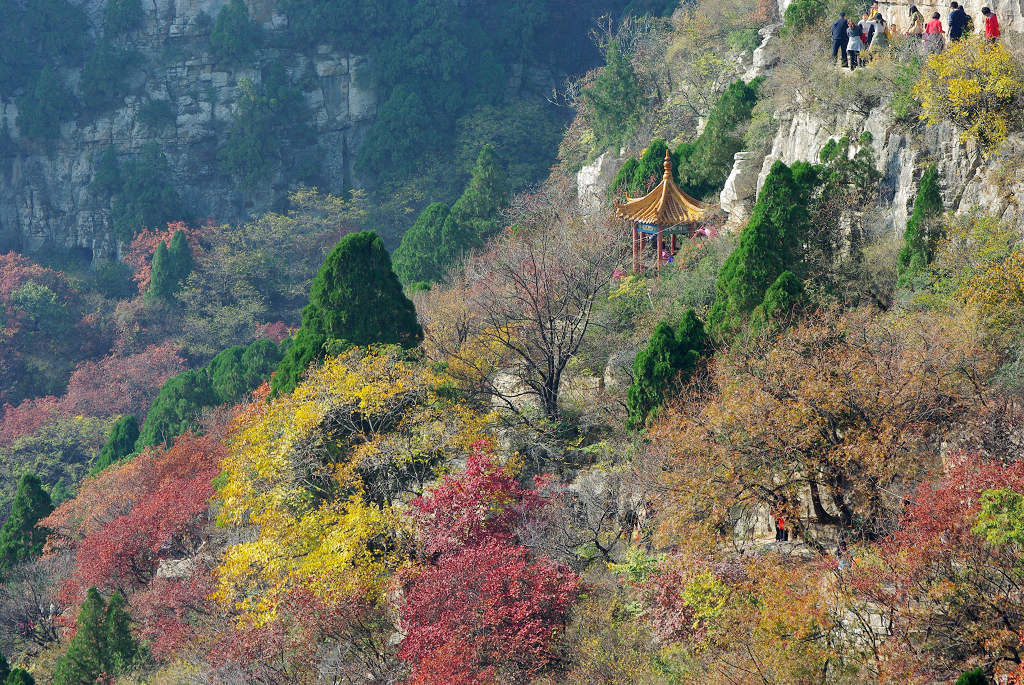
(53, 588), (108, 685)
(0, 473), (53, 572)
(446, 144), (507, 243)
(272, 231), (423, 395)
(392, 202), (451, 285)
(91, 415), (139, 475)
(146, 240), (173, 301)
(104, 590), (137, 672)
(749, 270), (805, 335)
(897, 165), (944, 289)
(626, 309), (710, 431)
(707, 160), (815, 340)
(167, 228), (193, 287)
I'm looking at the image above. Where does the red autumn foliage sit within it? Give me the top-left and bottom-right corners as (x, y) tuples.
(0, 396), (63, 446)
(399, 449), (580, 685)
(61, 343), (186, 420)
(852, 452), (1024, 680)
(132, 569), (216, 660)
(255, 321), (291, 344)
(0, 252), (65, 301)
(42, 432), (224, 607)
(410, 443), (537, 558)
(124, 221), (208, 294)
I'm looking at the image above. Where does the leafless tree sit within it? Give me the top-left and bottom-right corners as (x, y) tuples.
(425, 178), (625, 422)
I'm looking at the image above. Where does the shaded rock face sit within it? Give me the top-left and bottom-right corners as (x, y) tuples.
(0, 0), (377, 261)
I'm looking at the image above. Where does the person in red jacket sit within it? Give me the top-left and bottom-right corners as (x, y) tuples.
(982, 6), (1000, 41)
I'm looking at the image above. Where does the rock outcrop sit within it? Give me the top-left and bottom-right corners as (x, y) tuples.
(0, 0), (377, 261)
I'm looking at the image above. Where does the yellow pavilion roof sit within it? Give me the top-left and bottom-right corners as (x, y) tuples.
(613, 150), (706, 225)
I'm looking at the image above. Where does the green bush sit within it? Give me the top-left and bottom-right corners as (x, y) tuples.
(211, 0), (257, 63)
(954, 668), (988, 685)
(708, 160), (816, 339)
(0, 473), (52, 573)
(392, 202), (451, 285)
(90, 415), (139, 475)
(138, 98), (177, 131)
(90, 146), (122, 197)
(783, 0), (828, 34)
(92, 260), (134, 299)
(726, 28), (761, 53)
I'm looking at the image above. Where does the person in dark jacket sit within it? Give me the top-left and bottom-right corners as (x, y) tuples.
(832, 12), (850, 67)
(847, 19), (866, 70)
(949, 2), (968, 40)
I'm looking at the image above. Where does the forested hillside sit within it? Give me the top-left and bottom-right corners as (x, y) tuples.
(3, 0), (1024, 683)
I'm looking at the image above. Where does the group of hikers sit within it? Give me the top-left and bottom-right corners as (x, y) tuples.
(830, 2), (1001, 70)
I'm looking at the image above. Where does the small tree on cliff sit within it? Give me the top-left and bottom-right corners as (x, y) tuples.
(897, 165), (944, 289)
(53, 588), (137, 685)
(272, 231), (423, 395)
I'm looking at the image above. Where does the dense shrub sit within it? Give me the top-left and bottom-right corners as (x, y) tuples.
(111, 142), (183, 242)
(583, 41), (644, 148)
(16, 67), (75, 140)
(210, 0), (256, 63)
(897, 165), (943, 289)
(80, 40), (138, 111)
(104, 0), (143, 35)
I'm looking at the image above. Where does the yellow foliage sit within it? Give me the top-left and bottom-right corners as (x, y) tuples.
(214, 346), (495, 625)
(914, 37), (1024, 151)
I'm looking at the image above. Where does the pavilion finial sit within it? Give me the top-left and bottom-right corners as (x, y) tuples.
(663, 149), (672, 180)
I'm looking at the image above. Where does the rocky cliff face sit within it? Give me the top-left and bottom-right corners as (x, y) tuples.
(0, 0), (377, 261)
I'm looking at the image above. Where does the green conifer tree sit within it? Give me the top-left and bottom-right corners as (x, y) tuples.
(583, 40), (643, 147)
(104, 0), (143, 35)
(136, 368), (217, 449)
(708, 160), (814, 340)
(90, 145), (122, 197)
(91, 415), (139, 475)
(749, 270), (805, 335)
(146, 240), (174, 301)
(111, 142), (182, 242)
(445, 144), (507, 244)
(0, 473), (53, 572)
(53, 588), (109, 685)
(211, 0), (256, 63)
(392, 202), (451, 284)
(16, 66), (75, 140)
(626, 309), (710, 431)
(272, 231), (423, 395)
(167, 228), (194, 286)
(0, 652), (10, 683)
(897, 165), (944, 289)
(103, 590), (137, 672)
(5, 669), (35, 685)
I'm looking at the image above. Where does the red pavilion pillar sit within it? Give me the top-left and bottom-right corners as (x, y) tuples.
(632, 223), (639, 273)
(656, 226), (663, 277)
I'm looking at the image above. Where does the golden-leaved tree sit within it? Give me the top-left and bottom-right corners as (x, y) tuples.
(215, 345), (495, 626)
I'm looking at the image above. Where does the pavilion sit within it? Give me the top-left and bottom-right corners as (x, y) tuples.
(613, 150), (706, 275)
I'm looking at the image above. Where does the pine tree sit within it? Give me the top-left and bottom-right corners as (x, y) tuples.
(5, 670), (33, 685)
(392, 202), (451, 284)
(104, 591), (137, 672)
(146, 240), (174, 301)
(16, 66), (75, 139)
(583, 40), (643, 147)
(91, 415), (139, 475)
(53, 588), (109, 685)
(272, 231), (423, 395)
(0, 653), (10, 683)
(168, 228), (193, 287)
(211, 0), (256, 63)
(897, 165), (944, 289)
(112, 141), (183, 242)
(707, 160), (815, 340)
(0, 473), (53, 572)
(626, 309), (710, 431)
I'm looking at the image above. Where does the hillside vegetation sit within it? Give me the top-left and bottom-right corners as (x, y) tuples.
(1, 0), (1024, 683)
